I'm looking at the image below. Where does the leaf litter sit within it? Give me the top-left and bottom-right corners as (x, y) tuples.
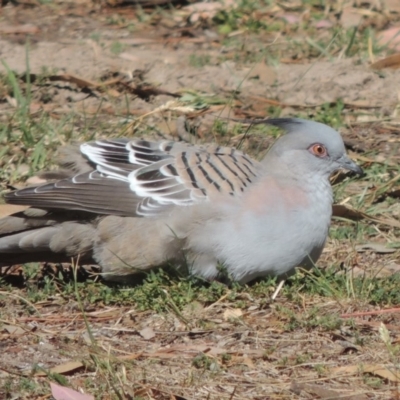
(1, 0), (400, 399)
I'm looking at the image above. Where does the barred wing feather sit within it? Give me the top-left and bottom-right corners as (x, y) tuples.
(5, 139), (261, 217)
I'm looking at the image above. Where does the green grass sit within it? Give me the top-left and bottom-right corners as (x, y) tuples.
(4, 261), (400, 317)
(110, 41), (126, 55)
(189, 54), (212, 68)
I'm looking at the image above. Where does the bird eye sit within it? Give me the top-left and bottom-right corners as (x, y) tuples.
(309, 144), (328, 157)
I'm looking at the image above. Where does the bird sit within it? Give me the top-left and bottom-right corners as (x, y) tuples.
(0, 117), (362, 284)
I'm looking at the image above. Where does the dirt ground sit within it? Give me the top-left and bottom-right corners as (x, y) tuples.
(2, 0), (400, 399)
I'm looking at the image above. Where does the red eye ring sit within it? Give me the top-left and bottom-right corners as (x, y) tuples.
(309, 144), (328, 157)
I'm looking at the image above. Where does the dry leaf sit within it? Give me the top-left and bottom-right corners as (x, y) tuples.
(2, 324), (25, 335)
(119, 344), (265, 361)
(332, 204), (364, 220)
(355, 243), (396, 254)
(0, 204), (29, 218)
(377, 27), (400, 51)
(241, 357), (255, 369)
(139, 327), (156, 340)
(105, 88), (121, 98)
(332, 204), (400, 228)
(26, 176), (48, 185)
(383, 262), (400, 274)
(50, 382), (94, 400)
(248, 62), (276, 85)
(363, 365), (400, 382)
(315, 20), (334, 29)
(291, 381), (368, 399)
(371, 54), (400, 70)
(35, 361), (85, 377)
(223, 308), (243, 321)
(0, 23), (40, 34)
(49, 74), (99, 89)
(281, 14), (300, 25)
(340, 7), (363, 29)
(332, 364), (400, 383)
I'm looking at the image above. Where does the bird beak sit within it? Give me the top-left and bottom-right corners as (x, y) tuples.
(338, 154), (364, 176)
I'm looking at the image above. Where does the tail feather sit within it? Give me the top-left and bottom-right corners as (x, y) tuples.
(0, 210), (97, 266)
(1, 144), (112, 269)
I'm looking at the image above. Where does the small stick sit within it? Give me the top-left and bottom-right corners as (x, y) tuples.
(271, 280), (285, 300)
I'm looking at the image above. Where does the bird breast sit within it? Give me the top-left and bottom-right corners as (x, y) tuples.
(187, 174), (333, 282)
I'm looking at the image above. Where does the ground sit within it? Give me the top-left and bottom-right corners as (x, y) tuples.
(1, 0), (400, 399)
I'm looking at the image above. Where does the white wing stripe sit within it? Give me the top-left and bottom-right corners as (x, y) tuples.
(78, 138), (261, 217)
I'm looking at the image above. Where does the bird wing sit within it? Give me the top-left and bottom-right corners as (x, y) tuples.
(5, 138), (260, 217)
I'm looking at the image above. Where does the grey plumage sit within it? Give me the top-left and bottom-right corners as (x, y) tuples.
(0, 118), (362, 283)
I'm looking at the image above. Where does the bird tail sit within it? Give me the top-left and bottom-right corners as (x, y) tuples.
(0, 209), (96, 266)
